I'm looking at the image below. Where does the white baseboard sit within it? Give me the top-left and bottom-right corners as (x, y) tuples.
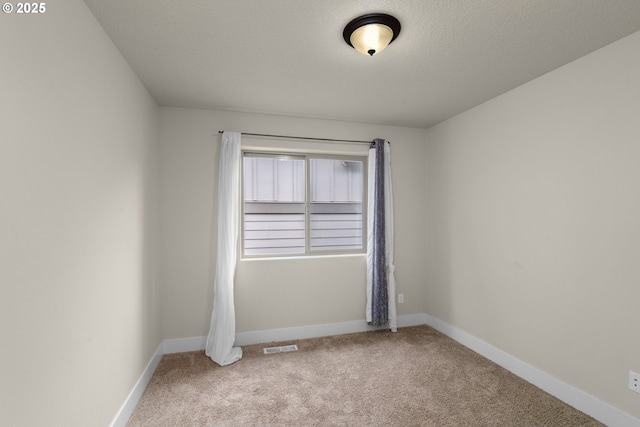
(112, 313), (639, 427)
(236, 313), (427, 346)
(154, 314), (428, 354)
(163, 335), (208, 354)
(109, 344), (163, 427)
(423, 313), (640, 427)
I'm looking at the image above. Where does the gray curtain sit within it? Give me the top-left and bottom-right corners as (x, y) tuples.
(368, 139), (388, 327)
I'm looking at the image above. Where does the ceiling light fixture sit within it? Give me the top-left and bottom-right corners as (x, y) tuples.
(343, 13), (401, 57)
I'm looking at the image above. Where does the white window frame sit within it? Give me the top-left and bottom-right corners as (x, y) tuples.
(241, 150), (368, 258)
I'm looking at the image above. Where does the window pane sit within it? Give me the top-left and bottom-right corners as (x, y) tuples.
(243, 156), (305, 255)
(243, 154), (365, 257)
(309, 159), (363, 252)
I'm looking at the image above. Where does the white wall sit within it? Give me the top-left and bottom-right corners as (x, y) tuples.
(425, 31), (640, 419)
(158, 108), (427, 339)
(0, 2), (159, 426)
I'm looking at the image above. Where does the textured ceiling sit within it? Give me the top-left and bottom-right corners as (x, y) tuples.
(84, 0), (640, 129)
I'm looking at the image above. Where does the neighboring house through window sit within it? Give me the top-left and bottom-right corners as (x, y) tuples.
(243, 152), (366, 257)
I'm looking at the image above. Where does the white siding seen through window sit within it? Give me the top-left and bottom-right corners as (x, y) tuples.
(243, 154), (365, 256)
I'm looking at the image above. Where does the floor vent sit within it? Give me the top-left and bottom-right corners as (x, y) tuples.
(263, 344), (298, 354)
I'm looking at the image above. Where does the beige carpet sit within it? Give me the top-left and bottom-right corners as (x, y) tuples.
(127, 325), (602, 426)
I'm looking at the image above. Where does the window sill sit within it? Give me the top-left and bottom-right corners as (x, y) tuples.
(240, 252), (366, 262)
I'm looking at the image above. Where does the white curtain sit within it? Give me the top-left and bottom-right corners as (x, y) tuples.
(205, 131), (243, 366)
(366, 139), (397, 332)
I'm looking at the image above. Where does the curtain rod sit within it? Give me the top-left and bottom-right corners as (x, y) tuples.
(217, 130), (375, 145)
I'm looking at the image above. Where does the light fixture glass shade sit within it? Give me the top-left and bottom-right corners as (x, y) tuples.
(349, 23), (394, 56)
(343, 14), (401, 57)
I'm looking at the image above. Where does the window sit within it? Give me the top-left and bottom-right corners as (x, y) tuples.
(242, 152), (366, 257)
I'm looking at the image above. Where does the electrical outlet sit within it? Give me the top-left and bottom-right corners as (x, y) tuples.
(630, 371), (640, 394)
(398, 293), (404, 304)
